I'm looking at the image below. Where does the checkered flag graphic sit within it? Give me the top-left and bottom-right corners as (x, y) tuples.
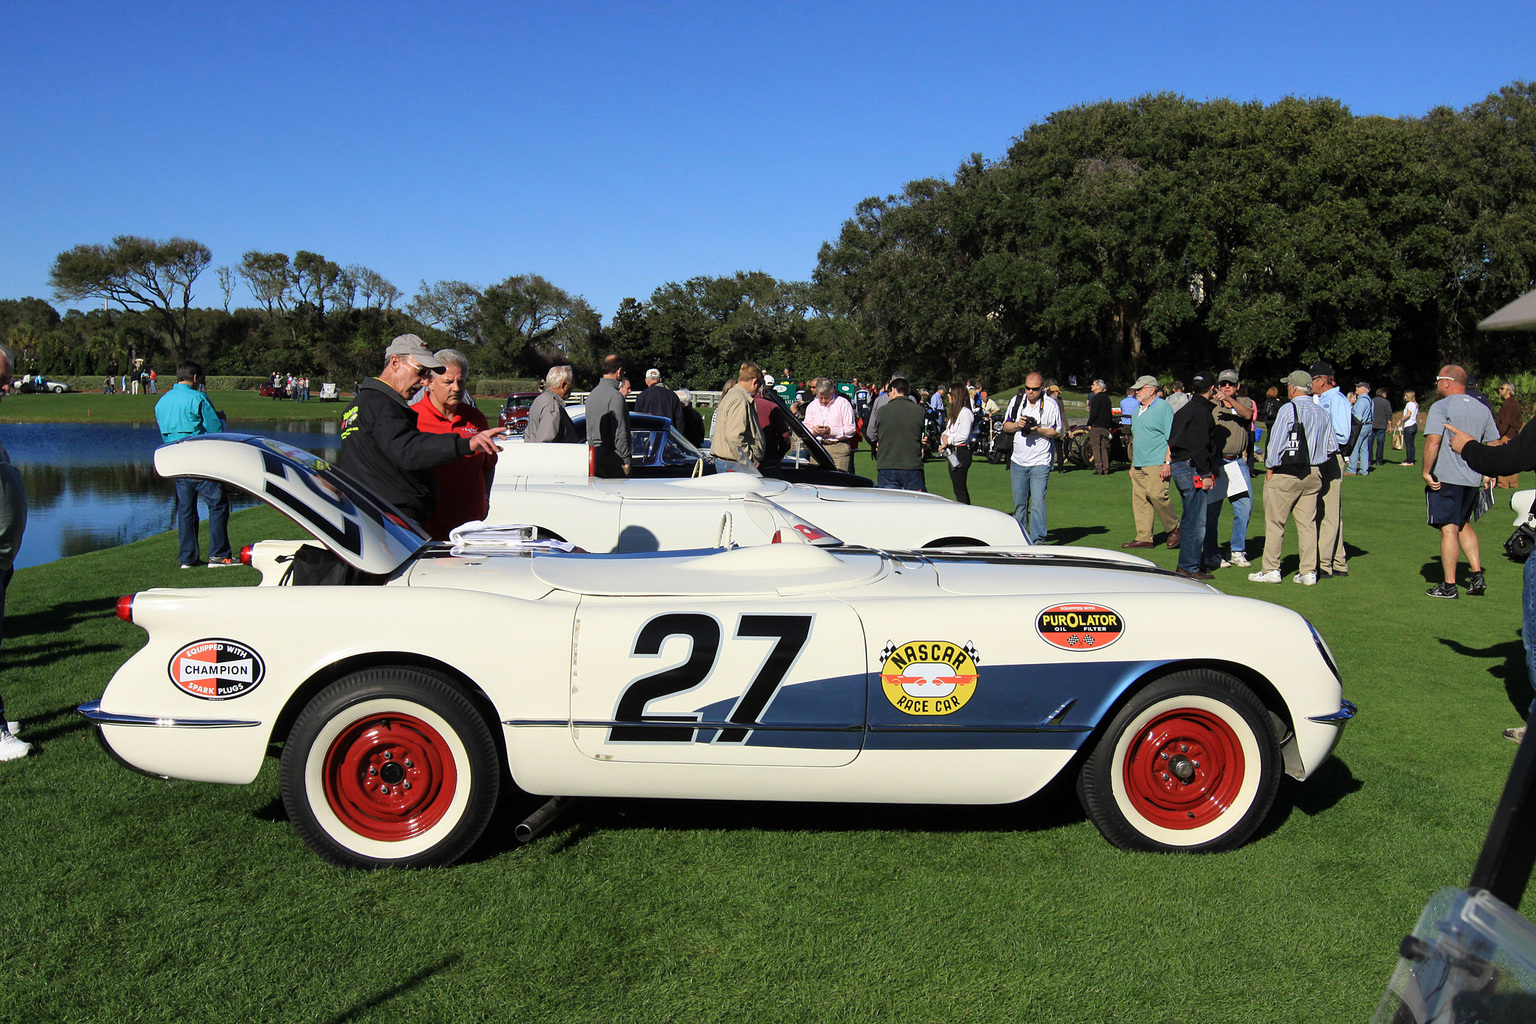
(879, 641), (896, 663)
(964, 641), (980, 666)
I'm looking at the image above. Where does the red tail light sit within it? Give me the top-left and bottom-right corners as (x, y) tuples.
(115, 595), (135, 623)
(588, 445), (596, 477)
(239, 544), (253, 566)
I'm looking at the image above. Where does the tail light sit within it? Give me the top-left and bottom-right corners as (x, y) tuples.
(588, 445), (596, 477)
(239, 544), (253, 566)
(115, 595), (135, 623)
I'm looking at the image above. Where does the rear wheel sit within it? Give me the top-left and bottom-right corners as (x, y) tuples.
(279, 668), (501, 868)
(1076, 671), (1280, 852)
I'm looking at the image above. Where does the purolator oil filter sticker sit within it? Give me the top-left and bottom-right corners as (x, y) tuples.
(169, 639), (265, 699)
(879, 640), (980, 716)
(1036, 604), (1124, 651)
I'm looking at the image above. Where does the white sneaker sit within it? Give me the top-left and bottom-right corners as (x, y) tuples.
(6, 720), (17, 736)
(1294, 572), (1318, 586)
(1229, 552), (1250, 567)
(0, 730), (32, 761)
(1248, 570), (1282, 583)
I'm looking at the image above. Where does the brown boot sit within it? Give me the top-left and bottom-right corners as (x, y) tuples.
(1165, 527), (1181, 548)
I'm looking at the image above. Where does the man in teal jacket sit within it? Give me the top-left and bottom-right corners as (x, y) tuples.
(155, 362), (234, 569)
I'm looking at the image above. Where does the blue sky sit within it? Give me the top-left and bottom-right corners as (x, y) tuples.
(3, 1), (1533, 323)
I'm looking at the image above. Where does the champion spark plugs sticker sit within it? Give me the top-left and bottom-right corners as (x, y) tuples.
(1036, 604), (1124, 651)
(168, 639), (265, 699)
(879, 640), (980, 716)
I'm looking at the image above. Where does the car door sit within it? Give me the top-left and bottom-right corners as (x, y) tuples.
(571, 597), (866, 767)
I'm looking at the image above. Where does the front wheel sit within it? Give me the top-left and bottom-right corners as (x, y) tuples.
(279, 668), (501, 868)
(1076, 671), (1280, 852)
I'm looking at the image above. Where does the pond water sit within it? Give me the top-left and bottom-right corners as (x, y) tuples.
(3, 421), (342, 570)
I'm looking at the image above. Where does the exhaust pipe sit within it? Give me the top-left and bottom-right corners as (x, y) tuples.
(515, 796), (575, 843)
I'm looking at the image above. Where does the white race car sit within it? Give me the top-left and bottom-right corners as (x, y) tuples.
(486, 441), (1026, 551)
(79, 435), (1354, 868)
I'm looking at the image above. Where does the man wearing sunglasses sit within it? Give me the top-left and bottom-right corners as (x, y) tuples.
(340, 334), (505, 531)
(1002, 372), (1061, 543)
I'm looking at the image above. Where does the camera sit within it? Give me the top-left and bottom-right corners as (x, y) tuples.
(1507, 521), (1535, 562)
(1020, 415), (1039, 432)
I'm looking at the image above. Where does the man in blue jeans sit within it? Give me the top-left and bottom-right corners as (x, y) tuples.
(1003, 372), (1062, 543)
(1202, 370), (1254, 570)
(155, 362), (235, 570)
(1168, 372), (1221, 580)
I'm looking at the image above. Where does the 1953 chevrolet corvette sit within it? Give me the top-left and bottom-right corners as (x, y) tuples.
(79, 435), (1354, 868)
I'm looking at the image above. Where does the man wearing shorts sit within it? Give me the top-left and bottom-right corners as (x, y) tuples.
(1422, 365), (1498, 598)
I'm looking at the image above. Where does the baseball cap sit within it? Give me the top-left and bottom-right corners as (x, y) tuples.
(1132, 375), (1159, 391)
(1285, 370), (1313, 390)
(1309, 361), (1335, 379)
(763, 373), (776, 386)
(384, 334), (445, 371)
(1217, 369), (1240, 385)
(1190, 372), (1216, 391)
(646, 368), (661, 380)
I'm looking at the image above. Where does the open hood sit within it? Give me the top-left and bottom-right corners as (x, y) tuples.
(154, 434), (428, 576)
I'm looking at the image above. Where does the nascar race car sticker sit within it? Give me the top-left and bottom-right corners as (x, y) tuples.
(879, 640), (980, 716)
(168, 639), (266, 700)
(1036, 604), (1124, 651)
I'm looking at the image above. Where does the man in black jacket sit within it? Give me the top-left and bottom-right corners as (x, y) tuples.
(1168, 372), (1222, 580)
(1086, 379), (1113, 474)
(339, 335), (504, 530)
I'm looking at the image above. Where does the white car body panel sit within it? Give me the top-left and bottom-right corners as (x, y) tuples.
(487, 441), (1028, 552)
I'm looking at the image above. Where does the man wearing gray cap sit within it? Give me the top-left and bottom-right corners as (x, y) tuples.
(340, 334), (505, 529)
(1249, 371), (1338, 585)
(1122, 375), (1178, 549)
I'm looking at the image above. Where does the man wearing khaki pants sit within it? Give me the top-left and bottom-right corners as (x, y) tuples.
(1250, 371), (1340, 585)
(1122, 375), (1179, 548)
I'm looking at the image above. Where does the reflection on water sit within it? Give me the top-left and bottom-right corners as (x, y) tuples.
(5, 421), (342, 569)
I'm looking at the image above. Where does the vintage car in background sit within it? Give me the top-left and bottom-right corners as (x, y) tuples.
(487, 439), (1026, 551)
(79, 435), (1353, 869)
(568, 408), (870, 488)
(497, 392), (541, 433)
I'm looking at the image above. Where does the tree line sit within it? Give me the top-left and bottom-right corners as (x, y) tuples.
(8, 82), (1536, 391)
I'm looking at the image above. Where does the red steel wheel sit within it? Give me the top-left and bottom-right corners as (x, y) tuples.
(1077, 671), (1280, 852)
(1117, 705), (1246, 830)
(320, 712), (459, 842)
(280, 668), (500, 869)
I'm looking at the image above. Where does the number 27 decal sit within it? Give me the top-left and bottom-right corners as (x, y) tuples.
(609, 613), (813, 743)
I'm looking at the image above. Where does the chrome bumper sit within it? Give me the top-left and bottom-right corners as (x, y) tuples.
(76, 699), (261, 729)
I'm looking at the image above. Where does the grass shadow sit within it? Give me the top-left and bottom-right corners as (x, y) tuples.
(1439, 635), (1534, 716)
(322, 953), (462, 1024)
(485, 776), (1090, 861)
(1247, 756), (1362, 845)
(4, 641), (118, 671)
(8, 598), (120, 639)
(1047, 525), (1108, 544)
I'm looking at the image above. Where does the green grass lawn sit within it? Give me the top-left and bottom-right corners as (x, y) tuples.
(1, 452), (1528, 1021)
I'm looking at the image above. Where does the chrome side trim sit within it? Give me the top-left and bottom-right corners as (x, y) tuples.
(76, 699), (261, 729)
(1307, 699), (1357, 724)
